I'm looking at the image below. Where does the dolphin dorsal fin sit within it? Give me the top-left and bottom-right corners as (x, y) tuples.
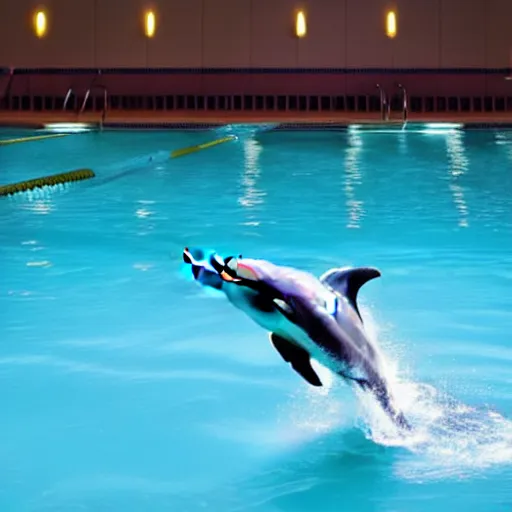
(320, 267), (381, 320)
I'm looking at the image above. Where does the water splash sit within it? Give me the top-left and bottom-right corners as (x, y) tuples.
(180, 260), (512, 480)
(281, 304), (512, 481)
(215, 124), (278, 142)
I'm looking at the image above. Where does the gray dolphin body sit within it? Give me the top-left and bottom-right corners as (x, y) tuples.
(183, 247), (411, 431)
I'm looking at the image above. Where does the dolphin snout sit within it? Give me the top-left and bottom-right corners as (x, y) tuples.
(183, 247), (208, 265)
(183, 247), (192, 263)
(182, 247), (226, 290)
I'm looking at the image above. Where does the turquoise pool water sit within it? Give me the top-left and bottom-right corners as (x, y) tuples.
(1, 125), (511, 511)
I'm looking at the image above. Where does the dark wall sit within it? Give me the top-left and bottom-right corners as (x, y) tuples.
(0, 0), (511, 69)
(1, 0), (511, 111)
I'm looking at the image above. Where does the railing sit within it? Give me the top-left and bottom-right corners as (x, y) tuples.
(375, 83), (408, 123)
(82, 71), (108, 125)
(376, 83), (389, 121)
(397, 83), (408, 123)
(62, 87), (74, 110)
(62, 83), (108, 125)
(1, 67), (15, 108)
(80, 84), (108, 120)
(2, 67), (512, 115)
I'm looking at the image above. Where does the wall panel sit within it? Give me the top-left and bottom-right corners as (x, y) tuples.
(250, 0), (298, 67)
(440, 0), (486, 68)
(345, 0), (394, 68)
(0, 0), (95, 68)
(95, 0), (146, 67)
(0, 0), (511, 70)
(393, 0), (440, 68)
(296, 1), (346, 68)
(51, 0), (95, 67)
(146, 0), (203, 68)
(485, 0), (512, 68)
(202, 0), (251, 68)
(0, 0), (94, 67)
(0, 0), (40, 68)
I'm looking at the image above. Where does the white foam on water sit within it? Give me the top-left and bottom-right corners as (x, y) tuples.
(355, 306), (512, 480)
(279, 303), (512, 480)
(277, 382), (353, 448)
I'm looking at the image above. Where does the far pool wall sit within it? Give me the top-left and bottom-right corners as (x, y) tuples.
(0, 0), (511, 113)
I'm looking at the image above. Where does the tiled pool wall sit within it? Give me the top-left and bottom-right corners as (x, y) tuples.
(1, 68), (512, 115)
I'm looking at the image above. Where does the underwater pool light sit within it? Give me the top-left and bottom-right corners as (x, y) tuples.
(43, 123), (95, 133)
(425, 123), (463, 130)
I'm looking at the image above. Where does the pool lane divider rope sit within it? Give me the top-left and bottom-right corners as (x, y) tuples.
(0, 169), (95, 197)
(170, 135), (237, 158)
(0, 133), (70, 146)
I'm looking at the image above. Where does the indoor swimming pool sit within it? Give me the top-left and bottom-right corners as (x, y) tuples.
(1, 124), (511, 511)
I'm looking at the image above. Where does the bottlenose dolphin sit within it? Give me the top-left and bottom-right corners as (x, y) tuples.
(182, 247), (411, 431)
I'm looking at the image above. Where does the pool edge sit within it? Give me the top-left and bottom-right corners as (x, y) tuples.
(2, 111), (512, 131)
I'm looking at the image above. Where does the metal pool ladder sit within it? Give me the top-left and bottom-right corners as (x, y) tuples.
(80, 84), (108, 127)
(376, 83), (390, 121)
(397, 83), (408, 124)
(376, 83), (408, 126)
(63, 84), (109, 128)
(62, 87), (74, 111)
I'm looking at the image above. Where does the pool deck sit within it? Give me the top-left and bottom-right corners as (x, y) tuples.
(1, 110), (512, 127)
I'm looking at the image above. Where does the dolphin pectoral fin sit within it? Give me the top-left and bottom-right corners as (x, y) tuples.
(320, 267), (381, 321)
(269, 333), (323, 387)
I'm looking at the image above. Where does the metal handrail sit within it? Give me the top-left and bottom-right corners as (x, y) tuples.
(397, 83), (408, 123)
(80, 84), (108, 115)
(1, 67), (15, 108)
(63, 87), (74, 110)
(63, 70), (108, 124)
(376, 83), (389, 121)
